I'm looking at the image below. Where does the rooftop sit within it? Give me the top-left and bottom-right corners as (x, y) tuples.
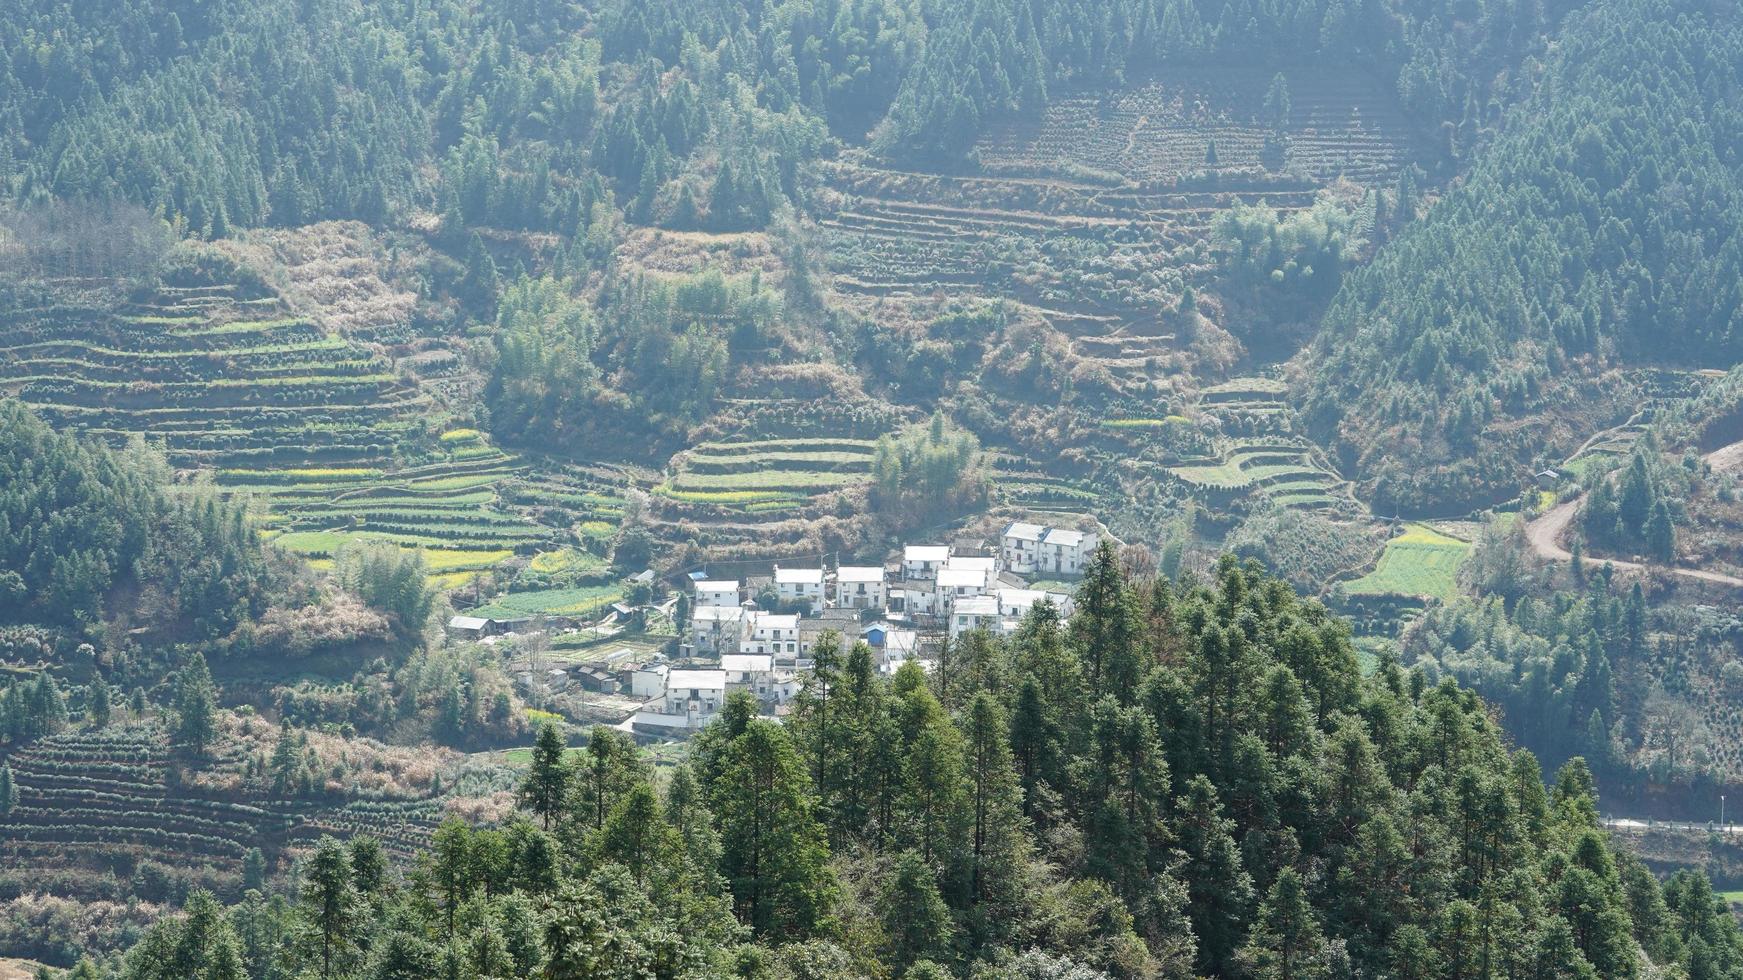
(937, 568), (986, 588)
(1042, 528), (1087, 547)
(1002, 521), (1046, 541)
(837, 565), (886, 583)
(752, 612), (799, 629)
(668, 669), (727, 690)
(946, 555), (997, 573)
(721, 654), (774, 673)
(696, 579), (740, 592)
(903, 545), (950, 563)
(775, 567), (825, 585)
(954, 596), (1000, 616)
(448, 615), (489, 630)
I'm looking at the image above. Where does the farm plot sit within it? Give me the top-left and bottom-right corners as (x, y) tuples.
(974, 66), (1431, 185)
(2, 273), (639, 590)
(1343, 524), (1471, 603)
(662, 438), (875, 503)
(1168, 440), (1353, 511)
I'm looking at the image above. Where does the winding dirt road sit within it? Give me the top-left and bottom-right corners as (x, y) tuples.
(1522, 440), (1743, 589)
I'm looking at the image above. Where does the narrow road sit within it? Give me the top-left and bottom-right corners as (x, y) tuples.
(1522, 439), (1743, 589)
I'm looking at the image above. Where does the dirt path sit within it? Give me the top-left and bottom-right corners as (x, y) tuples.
(1522, 440), (1743, 588)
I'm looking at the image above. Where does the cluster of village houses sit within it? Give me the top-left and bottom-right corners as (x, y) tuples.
(464, 522), (1100, 738)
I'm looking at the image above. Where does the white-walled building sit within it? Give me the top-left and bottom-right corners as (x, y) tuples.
(745, 611), (801, 658)
(695, 580), (741, 608)
(999, 522), (1047, 574)
(944, 554), (999, 590)
(691, 605), (748, 655)
(632, 669), (726, 735)
(834, 566), (887, 610)
(630, 662), (670, 699)
(949, 595), (1000, 638)
(1039, 528), (1099, 576)
(902, 545), (950, 581)
(995, 587), (1073, 622)
(774, 566), (825, 614)
(933, 567), (988, 612)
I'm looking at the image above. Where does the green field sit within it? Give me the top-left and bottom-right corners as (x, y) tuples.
(468, 584), (627, 619)
(1344, 525), (1471, 603)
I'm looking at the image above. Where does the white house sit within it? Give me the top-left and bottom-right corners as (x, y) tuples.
(721, 653), (797, 703)
(695, 580), (741, 608)
(691, 605), (747, 655)
(949, 595), (1001, 638)
(632, 669), (726, 735)
(630, 662), (670, 699)
(996, 587), (1074, 622)
(834, 566), (887, 610)
(933, 567), (988, 613)
(1000, 522), (1047, 574)
(902, 545), (950, 581)
(745, 611), (800, 658)
(944, 554), (999, 590)
(774, 567), (825, 614)
(1039, 528), (1099, 577)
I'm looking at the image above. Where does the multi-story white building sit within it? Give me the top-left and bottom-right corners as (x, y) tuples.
(833, 565), (887, 610)
(691, 605), (747, 655)
(744, 611), (801, 658)
(944, 553), (999, 590)
(632, 669), (726, 735)
(949, 595), (1001, 638)
(774, 566), (825, 614)
(902, 545), (950, 581)
(933, 567), (988, 613)
(999, 522), (1047, 574)
(695, 580), (741, 608)
(1039, 528), (1099, 576)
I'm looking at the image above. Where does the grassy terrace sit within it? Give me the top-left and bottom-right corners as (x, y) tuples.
(9, 279), (632, 590)
(662, 438), (875, 506)
(1168, 441), (1348, 511)
(1344, 524), (1471, 603)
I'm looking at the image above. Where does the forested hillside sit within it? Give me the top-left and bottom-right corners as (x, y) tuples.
(1301, 0), (1743, 513)
(88, 556), (1743, 979)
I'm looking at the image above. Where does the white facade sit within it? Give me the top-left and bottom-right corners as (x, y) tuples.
(691, 605), (747, 655)
(774, 567), (825, 613)
(995, 587), (1074, 622)
(1000, 522), (1046, 574)
(902, 545), (950, 581)
(630, 662), (670, 699)
(695, 580), (741, 608)
(745, 612), (801, 658)
(944, 554), (999, 590)
(949, 595), (1000, 638)
(834, 566), (887, 610)
(721, 654), (797, 703)
(1039, 528), (1098, 577)
(933, 567), (988, 612)
(633, 669), (727, 735)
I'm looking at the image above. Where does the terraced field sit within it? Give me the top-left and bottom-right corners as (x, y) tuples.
(0, 723), (449, 887)
(2, 274), (638, 587)
(1168, 439), (1355, 512)
(820, 68), (1432, 404)
(975, 67), (1428, 185)
(1344, 524), (1471, 602)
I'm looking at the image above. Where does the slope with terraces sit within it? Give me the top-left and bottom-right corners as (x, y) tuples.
(0, 264), (635, 590)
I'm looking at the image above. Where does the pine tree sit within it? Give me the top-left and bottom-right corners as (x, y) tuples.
(710, 719), (836, 938)
(173, 652), (218, 757)
(88, 673), (111, 728)
(0, 764), (14, 818)
(300, 836), (360, 978)
(1177, 775), (1254, 971)
(879, 850), (957, 972)
(1238, 868), (1331, 979)
(520, 722), (570, 830)
(270, 720), (300, 795)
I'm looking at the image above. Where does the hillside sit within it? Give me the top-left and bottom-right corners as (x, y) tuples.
(1300, 0), (1743, 515)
